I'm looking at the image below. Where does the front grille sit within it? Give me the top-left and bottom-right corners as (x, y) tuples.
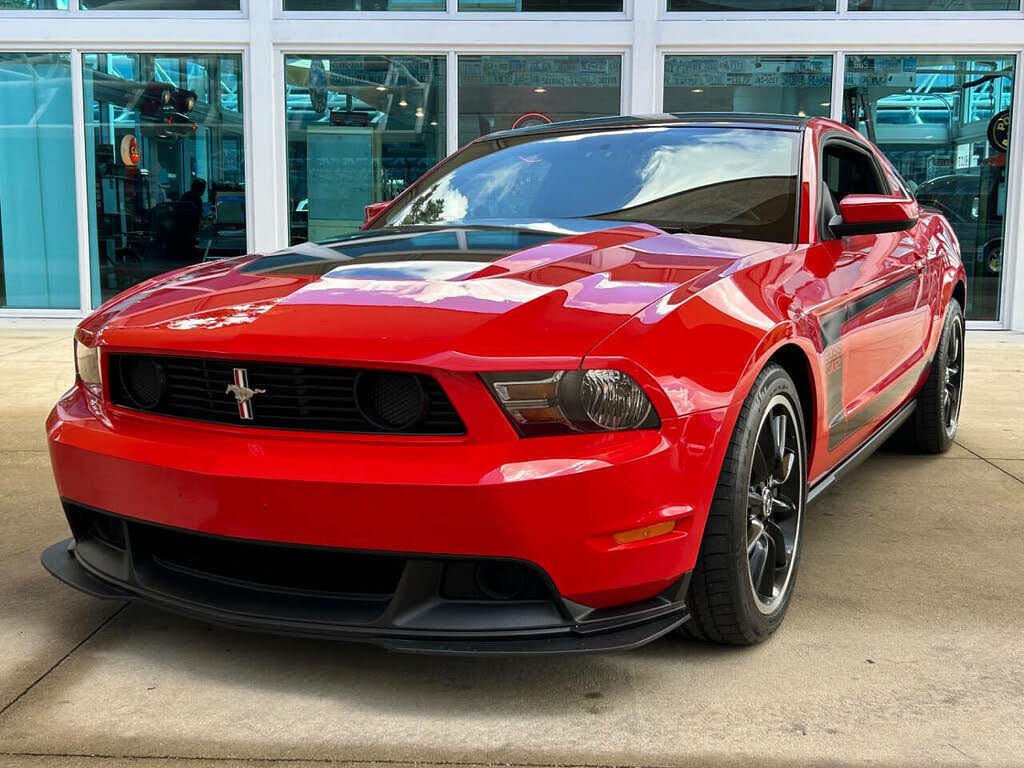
(107, 354), (464, 435)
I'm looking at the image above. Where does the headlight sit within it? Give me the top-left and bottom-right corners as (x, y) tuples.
(481, 369), (659, 437)
(74, 337), (102, 395)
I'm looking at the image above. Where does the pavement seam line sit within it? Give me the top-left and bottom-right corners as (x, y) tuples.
(0, 753), (678, 768)
(0, 603), (128, 721)
(954, 440), (1024, 486)
(0, 338), (69, 360)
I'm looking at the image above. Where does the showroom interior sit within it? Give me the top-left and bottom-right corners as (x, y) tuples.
(1, 0), (1023, 330)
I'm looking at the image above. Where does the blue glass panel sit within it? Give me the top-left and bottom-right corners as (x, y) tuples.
(0, 53), (79, 309)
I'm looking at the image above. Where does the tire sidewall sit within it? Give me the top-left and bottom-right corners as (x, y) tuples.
(928, 301), (965, 451)
(728, 366), (808, 637)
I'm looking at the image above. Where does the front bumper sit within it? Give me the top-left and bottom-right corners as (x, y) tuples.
(45, 384), (731, 652)
(42, 506), (690, 655)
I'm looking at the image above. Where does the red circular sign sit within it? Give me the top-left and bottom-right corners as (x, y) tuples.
(120, 135), (140, 167)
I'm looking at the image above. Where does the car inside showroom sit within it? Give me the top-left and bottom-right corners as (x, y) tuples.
(1, 2), (1023, 768)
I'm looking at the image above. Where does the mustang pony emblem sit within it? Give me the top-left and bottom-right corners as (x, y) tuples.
(225, 368), (265, 420)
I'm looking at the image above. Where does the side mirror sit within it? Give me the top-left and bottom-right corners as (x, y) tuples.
(363, 200), (392, 227)
(828, 194), (919, 238)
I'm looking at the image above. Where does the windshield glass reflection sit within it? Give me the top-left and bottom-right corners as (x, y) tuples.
(375, 126), (801, 243)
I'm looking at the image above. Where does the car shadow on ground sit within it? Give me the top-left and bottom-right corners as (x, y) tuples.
(67, 599), (752, 716)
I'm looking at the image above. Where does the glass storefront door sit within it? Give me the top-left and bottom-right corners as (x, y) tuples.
(82, 52), (247, 307)
(0, 53), (79, 309)
(844, 55), (1014, 320)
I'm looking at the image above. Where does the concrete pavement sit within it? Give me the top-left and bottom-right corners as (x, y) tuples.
(1, 321), (1022, 768)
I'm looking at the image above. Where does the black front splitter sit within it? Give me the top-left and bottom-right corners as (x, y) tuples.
(42, 539), (689, 656)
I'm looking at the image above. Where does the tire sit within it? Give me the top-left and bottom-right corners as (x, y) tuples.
(908, 299), (965, 454)
(983, 240), (1002, 276)
(681, 364), (807, 645)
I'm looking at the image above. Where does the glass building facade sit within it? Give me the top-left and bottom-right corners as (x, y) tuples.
(1, 1), (1022, 328)
(81, 52), (246, 305)
(664, 55), (832, 117)
(285, 54), (446, 243)
(457, 55), (621, 145)
(0, 53), (78, 309)
(843, 55), (1014, 319)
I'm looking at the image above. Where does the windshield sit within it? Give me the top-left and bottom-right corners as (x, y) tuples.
(370, 125), (802, 243)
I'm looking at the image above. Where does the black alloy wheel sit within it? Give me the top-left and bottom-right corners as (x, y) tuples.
(682, 363), (807, 645)
(745, 395), (803, 614)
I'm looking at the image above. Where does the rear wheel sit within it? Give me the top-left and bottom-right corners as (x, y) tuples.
(681, 364), (806, 645)
(907, 299), (965, 454)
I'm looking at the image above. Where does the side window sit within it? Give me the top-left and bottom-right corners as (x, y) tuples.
(819, 141), (890, 238)
(821, 142), (887, 204)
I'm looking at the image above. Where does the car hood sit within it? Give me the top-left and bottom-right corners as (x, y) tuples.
(84, 220), (785, 368)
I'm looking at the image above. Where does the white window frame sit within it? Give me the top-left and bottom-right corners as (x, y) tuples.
(0, 4), (1020, 329)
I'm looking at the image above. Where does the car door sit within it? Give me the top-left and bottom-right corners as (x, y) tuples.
(815, 137), (931, 451)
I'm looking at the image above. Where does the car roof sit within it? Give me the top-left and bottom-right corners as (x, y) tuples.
(480, 112), (815, 142)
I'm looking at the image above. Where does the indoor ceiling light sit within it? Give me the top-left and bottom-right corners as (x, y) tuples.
(399, 98), (408, 107)
(376, 85), (387, 92)
(533, 87), (547, 93)
(691, 88), (703, 93)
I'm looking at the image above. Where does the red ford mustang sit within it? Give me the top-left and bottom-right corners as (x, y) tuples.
(43, 114), (966, 654)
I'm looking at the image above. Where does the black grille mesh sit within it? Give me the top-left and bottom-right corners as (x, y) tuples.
(108, 354), (464, 435)
(356, 371), (427, 431)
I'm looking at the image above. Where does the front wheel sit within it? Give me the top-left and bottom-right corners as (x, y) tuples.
(681, 364), (807, 645)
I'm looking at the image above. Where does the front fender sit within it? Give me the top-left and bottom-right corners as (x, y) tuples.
(585, 272), (817, 422)
(584, 270), (823, 561)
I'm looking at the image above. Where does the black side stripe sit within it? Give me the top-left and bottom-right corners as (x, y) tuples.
(819, 271), (921, 450)
(844, 357), (929, 438)
(819, 272), (920, 349)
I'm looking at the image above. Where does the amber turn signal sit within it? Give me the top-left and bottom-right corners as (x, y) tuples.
(612, 521), (675, 545)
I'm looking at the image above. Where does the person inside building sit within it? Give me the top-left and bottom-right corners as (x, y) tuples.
(176, 177), (208, 260)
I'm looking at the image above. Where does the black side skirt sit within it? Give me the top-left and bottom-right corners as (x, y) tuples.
(807, 400), (916, 505)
